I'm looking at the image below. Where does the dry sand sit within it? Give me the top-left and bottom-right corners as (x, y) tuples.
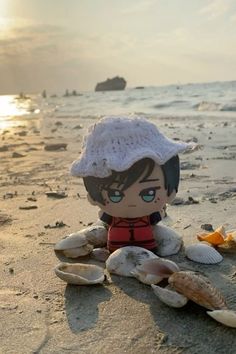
(0, 115), (236, 354)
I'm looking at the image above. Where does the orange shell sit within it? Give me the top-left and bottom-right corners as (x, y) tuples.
(197, 226), (226, 245)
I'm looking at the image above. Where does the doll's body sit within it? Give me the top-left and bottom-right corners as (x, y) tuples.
(101, 213), (161, 252)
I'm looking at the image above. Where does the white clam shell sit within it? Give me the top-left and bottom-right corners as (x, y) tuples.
(151, 284), (188, 308)
(54, 262), (105, 285)
(63, 244), (94, 258)
(185, 243), (223, 264)
(84, 225), (107, 247)
(55, 232), (88, 250)
(207, 310), (236, 328)
(153, 224), (183, 256)
(55, 232), (93, 258)
(106, 246), (158, 277)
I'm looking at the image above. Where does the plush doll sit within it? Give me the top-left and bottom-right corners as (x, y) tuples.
(64, 115), (194, 257)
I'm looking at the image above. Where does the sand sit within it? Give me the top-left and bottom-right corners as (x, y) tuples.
(0, 114), (236, 354)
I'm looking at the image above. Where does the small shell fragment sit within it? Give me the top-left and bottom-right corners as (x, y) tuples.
(91, 248), (110, 262)
(54, 262), (105, 285)
(185, 243), (223, 264)
(207, 310), (236, 328)
(151, 284), (188, 308)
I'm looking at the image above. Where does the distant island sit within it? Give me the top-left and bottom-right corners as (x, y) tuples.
(95, 76), (126, 91)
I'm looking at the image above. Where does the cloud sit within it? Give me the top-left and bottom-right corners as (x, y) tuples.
(121, 0), (159, 15)
(199, 0), (232, 20)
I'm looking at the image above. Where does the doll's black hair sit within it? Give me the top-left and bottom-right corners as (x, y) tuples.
(83, 156), (180, 205)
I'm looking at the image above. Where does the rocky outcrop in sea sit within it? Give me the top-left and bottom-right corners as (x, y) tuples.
(95, 76), (126, 91)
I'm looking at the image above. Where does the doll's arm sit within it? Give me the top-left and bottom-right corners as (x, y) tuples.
(150, 211), (162, 225)
(99, 211), (113, 225)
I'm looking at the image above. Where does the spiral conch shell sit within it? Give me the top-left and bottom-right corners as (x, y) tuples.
(54, 262), (105, 285)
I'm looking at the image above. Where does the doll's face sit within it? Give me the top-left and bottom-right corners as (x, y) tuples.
(90, 163), (175, 218)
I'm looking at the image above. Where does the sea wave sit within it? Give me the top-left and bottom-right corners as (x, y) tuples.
(194, 101), (236, 112)
(194, 101), (221, 111)
(220, 103), (236, 112)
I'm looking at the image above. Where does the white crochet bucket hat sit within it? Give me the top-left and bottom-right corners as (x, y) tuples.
(71, 116), (194, 178)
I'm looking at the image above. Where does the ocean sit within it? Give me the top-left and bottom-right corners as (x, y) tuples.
(0, 81), (236, 130)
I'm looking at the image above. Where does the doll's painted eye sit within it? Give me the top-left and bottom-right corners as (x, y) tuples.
(107, 189), (124, 203)
(139, 187), (159, 202)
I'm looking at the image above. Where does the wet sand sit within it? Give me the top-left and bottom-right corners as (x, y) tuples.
(0, 115), (236, 354)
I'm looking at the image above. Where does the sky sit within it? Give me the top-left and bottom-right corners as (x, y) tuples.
(0, 0), (236, 94)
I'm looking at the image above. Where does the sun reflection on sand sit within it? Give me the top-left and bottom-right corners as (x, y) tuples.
(0, 95), (40, 130)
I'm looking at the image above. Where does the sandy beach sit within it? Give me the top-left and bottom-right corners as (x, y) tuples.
(1, 113), (236, 354)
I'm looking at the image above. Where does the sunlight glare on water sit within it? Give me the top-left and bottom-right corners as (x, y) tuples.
(0, 95), (39, 130)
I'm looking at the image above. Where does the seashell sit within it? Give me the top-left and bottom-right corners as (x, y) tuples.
(185, 243), (223, 264)
(153, 224), (183, 256)
(54, 232), (93, 258)
(197, 225), (226, 245)
(131, 268), (163, 285)
(91, 248), (110, 262)
(207, 309), (236, 328)
(54, 262), (105, 285)
(135, 258), (180, 278)
(151, 284), (188, 308)
(62, 244), (94, 258)
(217, 229), (236, 253)
(84, 225), (107, 247)
(217, 240), (236, 253)
(105, 246), (158, 277)
(168, 271), (227, 310)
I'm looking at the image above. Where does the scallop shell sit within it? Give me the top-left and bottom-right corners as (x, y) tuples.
(153, 224), (183, 256)
(168, 271), (227, 310)
(105, 246), (158, 277)
(207, 310), (236, 328)
(185, 243), (223, 264)
(54, 262), (105, 285)
(151, 284), (188, 308)
(54, 232), (93, 258)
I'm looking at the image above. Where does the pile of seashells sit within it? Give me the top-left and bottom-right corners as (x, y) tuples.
(185, 225), (236, 264)
(54, 224), (236, 328)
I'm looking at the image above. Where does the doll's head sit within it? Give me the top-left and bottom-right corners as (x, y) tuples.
(71, 116), (193, 218)
(83, 156), (179, 218)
